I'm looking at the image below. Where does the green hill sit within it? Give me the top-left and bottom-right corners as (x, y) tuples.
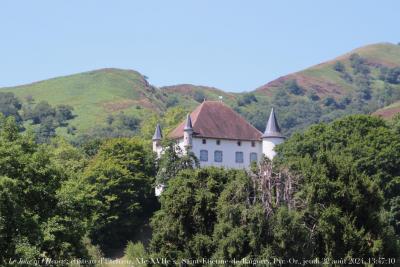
(243, 42), (400, 132)
(374, 100), (400, 119)
(0, 68), (171, 132)
(256, 43), (400, 97)
(1, 43), (400, 138)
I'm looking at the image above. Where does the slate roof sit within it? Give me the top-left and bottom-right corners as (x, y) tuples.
(152, 123), (163, 140)
(262, 108), (284, 138)
(184, 114), (193, 130)
(168, 101), (262, 141)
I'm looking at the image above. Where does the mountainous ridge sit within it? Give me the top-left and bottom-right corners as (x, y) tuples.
(256, 43), (400, 97)
(1, 42), (400, 136)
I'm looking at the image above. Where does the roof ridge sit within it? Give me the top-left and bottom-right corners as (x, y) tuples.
(199, 101), (262, 135)
(168, 100), (262, 140)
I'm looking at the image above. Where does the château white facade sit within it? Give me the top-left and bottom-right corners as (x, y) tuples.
(152, 101), (285, 195)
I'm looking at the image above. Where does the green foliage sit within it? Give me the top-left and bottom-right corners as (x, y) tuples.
(155, 141), (199, 185)
(74, 112), (141, 145)
(349, 53), (370, 75)
(276, 115), (400, 258)
(237, 93), (257, 106)
(124, 241), (147, 266)
(150, 163), (313, 262)
(284, 79), (304, 95)
(166, 95), (179, 108)
(0, 115), (90, 264)
(392, 113), (400, 134)
(0, 69), (164, 135)
(333, 61), (345, 72)
(82, 138), (157, 253)
(323, 96), (338, 107)
(150, 167), (236, 260)
(386, 67), (400, 84)
(306, 90), (320, 101)
(0, 92), (22, 122)
(193, 91), (206, 103)
(273, 89), (290, 107)
(21, 100), (75, 143)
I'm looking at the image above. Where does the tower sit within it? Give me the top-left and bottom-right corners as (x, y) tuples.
(262, 108), (285, 160)
(152, 123), (163, 158)
(183, 114), (193, 154)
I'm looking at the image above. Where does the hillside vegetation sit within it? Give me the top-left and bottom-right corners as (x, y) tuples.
(1, 43), (400, 140)
(0, 69), (167, 132)
(239, 42), (400, 133)
(374, 100), (400, 118)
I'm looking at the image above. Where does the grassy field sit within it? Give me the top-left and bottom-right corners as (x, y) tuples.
(374, 100), (400, 119)
(0, 68), (167, 132)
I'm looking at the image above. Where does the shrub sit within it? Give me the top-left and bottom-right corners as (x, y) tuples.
(333, 61), (345, 72)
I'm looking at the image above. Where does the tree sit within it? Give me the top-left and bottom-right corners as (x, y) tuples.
(284, 80), (304, 95)
(82, 138), (157, 254)
(150, 161), (309, 262)
(0, 92), (22, 122)
(213, 159), (310, 260)
(166, 95), (179, 108)
(237, 93), (257, 106)
(35, 117), (56, 143)
(0, 115), (90, 263)
(155, 141), (199, 186)
(306, 90), (320, 101)
(55, 104), (74, 125)
(386, 67), (400, 84)
(28, 101), (56, 124)
(150, 167), (236, 261)
(123, 241), (147, 267)
(333, 61), (345, 72)
(349, 53), (370, 75)
(323, 97), (337, 107)
(193, 91), (206, 103)
(273, 90), (290, 107)
(276, 115), (400, 258)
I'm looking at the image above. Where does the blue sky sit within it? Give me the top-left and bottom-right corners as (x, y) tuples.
(1, 0), (399, 92)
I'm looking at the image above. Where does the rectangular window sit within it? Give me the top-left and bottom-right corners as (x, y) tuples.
(237, 141), (241, 146)
(250, 152), (258, 163)
(216, 140), (221, 145)
(251, 141), (255, 147)
(200, 150), (208, 162)
(235, 152), (244, 163)
(202, 139), (207, 144)
(214, 150), (223, 162)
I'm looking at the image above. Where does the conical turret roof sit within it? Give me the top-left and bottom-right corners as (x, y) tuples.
(184, 114), (193, 131)
(262, 108), (284, 138)
(152, 123), (163, 140)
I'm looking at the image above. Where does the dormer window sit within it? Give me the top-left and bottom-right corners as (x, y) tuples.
(237, 141), (241, 146)
(202, 139), (206, 144)
(216, 140), (221, 145)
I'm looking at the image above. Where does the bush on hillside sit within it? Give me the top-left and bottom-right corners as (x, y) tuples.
(0, 92), (23, 122)
(284, 79), (304, 95)
(193, 91), (206, 103)
(333, 61), (345, 72)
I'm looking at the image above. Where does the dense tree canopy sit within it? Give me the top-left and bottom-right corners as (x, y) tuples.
(81, 138), (158, 254)
(276, 115), (400, 258)
(0, 116), (89, 264)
